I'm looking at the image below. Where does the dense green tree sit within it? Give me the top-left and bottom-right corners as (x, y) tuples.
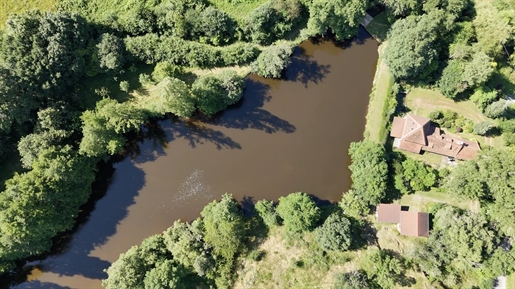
(243, 1), (300, 45)
(276, 192), (321, 234)
(473, 1), (514, 56)
(0, 11), (90, 131)
(382, 0), (419, 16)
(97, 33), (125, 73)
(0, 146), (95, 272)
(102, 246), (147, 289)
(484, 99), (508, 118)
(348, 141), (388, 206)
(151, 62), (183, 82)
(18, 129), (70, 169)
(470, 86), (498, 110)
(339, 190), (370, 216)
(307, 0), (367, 41)
(462, 52), (494, 88)
(192, 70), (245, 116)
(149, 77), (195, 118)
(163, 220), (206, 269)
(200, 194), (245, 287)
(250, 43), (293, 78)
(362, 250), (405, 289)
(143, 260), (188, 289)
(438, 60), (466, 98)
(254, 199), (279, 228)
(473, 121), (494, 135)
(315, 212), (352, 251)
(79, 98), (148, 157)
(384, 12), (443, 80)
(103, 234), (171, 289)
(395, 158), (438, 193)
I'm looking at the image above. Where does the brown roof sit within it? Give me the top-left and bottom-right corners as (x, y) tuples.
(399, 211), (429, 237)
(376, 204), (401, 223)
(391, 114), (480, 160)
(398, 140), (422, 154)
(390, 117), (405, 138)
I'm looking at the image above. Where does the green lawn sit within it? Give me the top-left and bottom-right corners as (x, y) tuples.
(206, 0), (267, 21)
(364, 43), (394, 144)
(365, 11), (392, 42)
(508, 273), (515, 289)
(405, 87), (504, 149)
(0, 0), (56, 29)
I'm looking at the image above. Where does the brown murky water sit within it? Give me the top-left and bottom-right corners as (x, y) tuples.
(9, 29), (378, 289)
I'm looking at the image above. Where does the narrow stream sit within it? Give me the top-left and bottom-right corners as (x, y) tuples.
(9, 28), (378, 289)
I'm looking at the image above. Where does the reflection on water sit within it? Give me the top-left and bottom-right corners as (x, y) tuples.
(9, 28), (378, 289)
(174, 170), (214, 204)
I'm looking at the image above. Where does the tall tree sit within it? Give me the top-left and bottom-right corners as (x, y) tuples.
(384, 11), (443, 80)
(348, 141), (388, 206)
(276, 192), (321, 235)
(307, 0), (367, 41)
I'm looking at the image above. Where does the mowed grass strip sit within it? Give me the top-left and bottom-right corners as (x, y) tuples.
(0, 0), (56, 29)
(364, 43), (394, 144)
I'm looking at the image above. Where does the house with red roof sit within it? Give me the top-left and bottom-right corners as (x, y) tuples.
(390, 114), (481, 160)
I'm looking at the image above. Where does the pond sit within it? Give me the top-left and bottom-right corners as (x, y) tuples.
(9, 28), (378, 289)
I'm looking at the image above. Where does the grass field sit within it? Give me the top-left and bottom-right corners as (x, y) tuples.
(0, 0), (56, 29)
(508, 273), (515, 289)
(405, 87), (504, 148)
(364, 43), (394, 144)
(206, 0), (267, 21)
(365, 11), (392, 42)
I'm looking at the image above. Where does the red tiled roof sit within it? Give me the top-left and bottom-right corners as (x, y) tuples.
(399, 211), (430, 237)
(390, 117), (405, 138)
(391, 114), (480, 160)
(376, 204), (401, 223)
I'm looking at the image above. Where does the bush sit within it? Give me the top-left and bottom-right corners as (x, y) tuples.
(255, 199), (279, 228)
(473, 121), (494, 136)
(192, 70), (245, 116)
(151, 62), (183, 82)
(119, 81), (130, 92)
(251, 43), (293, 78)
(484, 99), (508, 119)
(470, 86), (498, 110)
(315, 213), (352, 251)
(276, 192), (321, 235)
(139, 73), (153, 86)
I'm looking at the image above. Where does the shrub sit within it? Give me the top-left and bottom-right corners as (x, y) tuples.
(119, 81), (130, 92)
(276, 192), (321, 235)
(255, 199), (279, 228)
(251, 43), (293, 78)
(484, 99), (508, 119)
(151, 62), (183, 82)
(473, 121), (494, 136)
(192, 70), (245, 116)
(315, 213), (352, 251)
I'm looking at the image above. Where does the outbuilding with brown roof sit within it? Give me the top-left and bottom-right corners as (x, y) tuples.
(376, 204), (401, 223)
(398, 211), (430, 237)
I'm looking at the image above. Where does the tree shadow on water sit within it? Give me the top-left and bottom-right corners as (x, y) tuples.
(8, 160), (146, 286)
(211, 79), (296, 134)
(286, 47), (331, 87)
(125, 117), (242, 165)
(9, 280), (72, 289)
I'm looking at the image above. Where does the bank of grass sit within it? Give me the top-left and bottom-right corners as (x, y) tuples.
(234, 218), (434, 288)
(0, 0), (56, 29)
(206, 0), (267, 21)
(364, 43), (395, 144)
(405, 87), (504, 148)
(365, 11), (392, 42)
